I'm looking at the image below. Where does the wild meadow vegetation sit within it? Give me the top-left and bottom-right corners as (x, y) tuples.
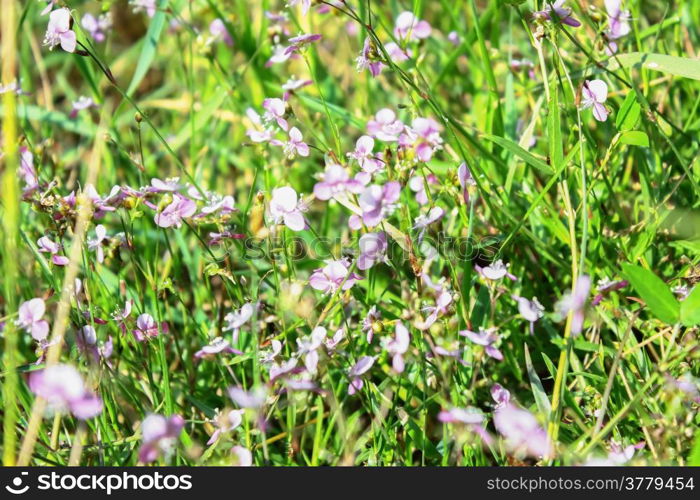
(0, 0), (699, 466)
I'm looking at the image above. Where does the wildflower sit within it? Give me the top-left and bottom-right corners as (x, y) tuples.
(296, 326), (326, 373)
(672, 285), (691, 301)
(198, 193), (236, 216)
(194, 337), (241, 359)
(357, 231), (388, 270)
(19, 147), (38, 193)
(154, 195), (197, 228)
(207, 409), (244, 444)
(457, 162), (476, 204)
(148, 177), (182, 193)
(604, 0), (631, 54)
(112, 299), (132, 333)
(17, 298), (50, 341)
(274, 127), (309, 158)
(394, 11), (432, 41)
(262, 98), (289, 130)
(584, 441), (644, 466)
(43, 8), (76, 53)
(309, 259), (362, 294)
(29, 364), (103, 419)
(347, 135), (382, 174)
(581, 79), (609, 122)
(367, 109), (404, 142)
(385, 42), (412, 63)
(313, 164), (364, 200)
(511, 295), (545, 333)
(269, 186), (306, 231)
(228, 386), (268, 409)
(133, 313), (160, 341)
(288, 0), (311, 16)
(400, 117), (443, 162)
(555, 274), (591, 336)
(208, 231), (245, 246)
(358, 182), (401, 227)
(130, 0), (157, 18)
(223, 302), (255, 342)
(385, 322), (410, 373)
(493, 403), (551, 458)
(81, 12), (112, 43)
(362, 306), (382, 343)
(476, 259), (517, 281)
(37, 236), (69, 266)
(284, 33), (322, 55)
(87, 224), (108, 264)
(533, 1), (581, 28)
(209, 19), (233, 46)
(592, 278), (628, 305)
(356, 38), (385, 77)
(408, 174), (438, 205)
(447, 31), (461, 46)
(260, 339), (283, 364)
(324, 327), (345, 351)
(413, 206), (444, 242)
(269, 358), (300, 381)
(70, 96), (96, 119)
(491, 384), (511, 409)
(438, 407), (485, 425)
(460, 328), (503, 361)
(417, 290), (452, 330)
(348, 356), (375, 395)
(138, 414), (185, 463)
(232, 446), (253, 466)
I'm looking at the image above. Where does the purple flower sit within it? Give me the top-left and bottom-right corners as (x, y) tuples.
(87, 224), (108, 263)
(37, 236), (69, 266)
(438, 407), (485, 425)
(154, 195), (197, 228)
(604, 0), (631, 54)
(209, 18), (233, 46)
(112, 299), (132, 333)
(476, 259), (517, 281)
(400, 117), (443, 162)
(288, 0), (311, 15)
(262, 97), (289, 131)
(69, 96), (96, 119)
(269, 186), (306, 231)
(534, 1), (581, 28)
(592, 278), (628, 306)
(43, 8), (76, 52)
(385, 322), (410, 373)
(296, 326), (327, 374)
(324, 327), (345, 351)
(581, 79), (609, 122)
(284, 33), (322, 56)
(494, 403), (551, 458)
(358, 182), (401, 227)
(273, 127), (309, 158)
(228, 386), (267, 409)
(17, 298), (50, 341)
(348, 355), (375, 395)
(309, 259), (362, 294)
(81, 13), (112, 43)
(148, 177), (182, 193)
(347, 135), (382, 174)
(417, 291), (452, 330)
(138, 414), (185, 463)
(556, 274), (591, 336)
(491, 384), (511, 409)
(408, 174), (437, 205)
(457, 162), (476, 204)
(207, 409), (244, 444)
(413, 206), (444, 242)
(394, 12), (432, 41)
(367, 109), (405, 142)
(223, 302), (255, 342)
(133, 313), (160, 341)
(356, 37), (385, 77)
(232, 446), (253, 466)
(260, 339), (283, 364)
(385, 42), (412, 63)
(362, 306), (382, 343)
(512, 295), (545, 333)
(194, 337), (241, 359)
(313, 164), (364, 200)
(357, 231), (388, 271)
(460, 328), (503, 361)
(29, 364), (103, 419)
(130, 0), (157, 18)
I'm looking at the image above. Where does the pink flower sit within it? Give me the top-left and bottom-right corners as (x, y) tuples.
(285, 33), (322, 55)
(413, 206), (444, 242)
(348, 355), (375, 395)
(87, 224), (108, 263)
(534, 0), (581, 28)
(385, 322), (410, 373)
(367, 109), (405, 142)
(154, 195), (197, 228)
(194, 337), (241, 359)
(133, 313), (160, 341)
(130, 0), (157, 18)
(556, 274), (591, 336)
(511, 295), (545, 333)
(272, 127), (309, 158)
(69, 96), (96, 119)
(29, 364), (103, 419)
(232, 446), (253, 466)
(457, 162), (476, 204)
(358, 181), (401, 227)
(288, 0), (311, 15)
(207, 409), (244, 444)
(37, 236), (69, 266)
(356, 37), (384, 77)
(43, 8), (76, 53)
(581, 79), (609, 122)
(385, 42), (411, 63)
(209, 18), (233, 46)
(348, 135), (382, 173)
(269, 186), (306, 231)
(138, 414), (185, 463)
(81, 12), (112, 43)
(17, 298), (50, 341)
(19, 147), (38, 193)
(476, 259), (517, 281)
(417, 290), (452, 330)
(112, 299), (132, 333)
(357, 231), (387, 270)
(402, 117), (443, 162)
(491, 384), (511, 409)
(223, 302), (255, 342)
(394, 12), (432, 41)
(262, 98), (289, 131)
(493, 403), (551, 458)
(228, 386), (267, 409)
(309, 259), (362, 294)
(604, 0), (630, 54)
(362, 306), (381, 343)
(148, 177), (182, 193)
(313, 164), (364, 200)
(408, 174), (437, 205)
(460, 328), (503, 361)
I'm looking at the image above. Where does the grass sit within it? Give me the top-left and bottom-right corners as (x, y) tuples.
(0, 0), (698, 466)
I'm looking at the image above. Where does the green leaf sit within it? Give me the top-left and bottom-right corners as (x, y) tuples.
(126, 0), (170, 96)
(680, 285), (700, 326)
(547, 84), (563, 169)
(612, 53), (700, 81)
(690, 428), (700, 466)
(481, 133), (552, 173)
(615, 92), (641, 131)
(619, 130), (650, 147)
(669, 239), (700, 255)
(524, 345), (551, 419)
(621, 263), (680, 324)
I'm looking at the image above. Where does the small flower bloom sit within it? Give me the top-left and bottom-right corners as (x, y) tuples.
(362, 306), (382, 343)
(228, 386), (268, 409)
(138, 414), (185, 463)
(154, 195), (197, 228)
(476, 259), (517, 281)
(223, 302), (255, 342)
(288, 0), (311, 16)
(87, 224), (108, 263)
(43, 8), (77, 53)
(81, 12), (112, 43)
(493, 403), (551, 458)
(262, 97), (289, 130)
(29, 364), (103, 419)
(457, 162), (476, 204)
(309, 259), (362, 294)
(555, 274), (591, 336)
(413, 206), (444, 242)
(313, 164), (364, 200)
(581, 79), (609, 122)
(460, 328), (503, 361)
(491, 384), (511, 409)
(367, 109), (405, 142)
(357, 231), (388, 270)
(512, 295), (545, 333)
(385, 322), (410, 373)
(592, 278), (628, 305)
(209, 18), (233, 46)
(274, 126), (309, 159)
(269, 186), (306, 231)
(130, 0), (157, 18)
(70, 96), (96, 119)
(231, 446), (253, 466)
(348, 355), (375, 395)
(394, 11), (432, 41)
(207, 409), (244, 444)
(356, 38), (384, 77)
(17, 298), (50, 341)
(37, 236), (69, 266)
(347, 135), (382, 174)
(133, 313), (160, 341)
(534, 0), (581, 28)
(408, 174), (437, 205)
(194, 337), (241, 359)
(417, 290), (452, 330)
(604, 0), (631, 54)
(358, 182), (401, 227)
